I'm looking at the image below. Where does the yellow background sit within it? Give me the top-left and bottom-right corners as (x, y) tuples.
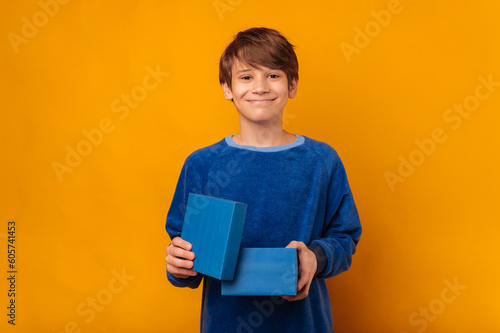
(1, 0), (499, 332)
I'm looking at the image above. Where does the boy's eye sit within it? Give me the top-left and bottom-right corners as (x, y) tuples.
(241, 76), (252, 80)
(269, 74), (280, 79)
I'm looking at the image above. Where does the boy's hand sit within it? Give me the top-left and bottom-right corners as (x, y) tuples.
(166, 236), (198, 279)
(282, 241), (317, 301)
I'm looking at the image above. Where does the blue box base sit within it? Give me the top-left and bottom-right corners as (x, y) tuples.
(221, 248), (297, 296)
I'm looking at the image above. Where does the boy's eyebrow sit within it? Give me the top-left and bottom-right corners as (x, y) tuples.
(236, 68), (253, 74)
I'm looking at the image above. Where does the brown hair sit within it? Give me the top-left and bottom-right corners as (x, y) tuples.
(219, 27), (299, 89)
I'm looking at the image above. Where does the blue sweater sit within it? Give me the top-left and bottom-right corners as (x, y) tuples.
(166, 135), (362, 333)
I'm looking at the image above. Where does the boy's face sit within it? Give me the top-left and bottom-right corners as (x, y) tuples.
(222, 59), (297, 125)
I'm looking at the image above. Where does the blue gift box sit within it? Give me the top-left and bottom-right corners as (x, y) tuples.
(181, 193), (247, 281)
(221, 248), (298, 296)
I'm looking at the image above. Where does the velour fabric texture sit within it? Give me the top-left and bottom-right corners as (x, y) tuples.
(166, 135), (362, 333)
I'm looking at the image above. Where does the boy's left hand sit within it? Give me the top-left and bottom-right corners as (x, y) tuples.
(283, 240), (317, 301)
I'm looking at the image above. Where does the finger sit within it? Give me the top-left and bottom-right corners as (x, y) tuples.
(166, 256), (197, 274)
(296, 274), (309, 292)
(171, 236), (193, 251)
(285, 240), (300, 249)
(167, 240), (195, 260)
(167, 255), (195, 269)
(284, 280), (311, 301)
(295, 288), (308, 301)
(165, 252), (191, 267)
(167, 264), (198, 276)
(167, 264), (198, 278)
(170, 246), (195, 260)
(282, 289), (307, 302)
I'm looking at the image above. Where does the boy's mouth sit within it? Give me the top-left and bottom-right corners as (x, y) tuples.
(247, 98), (276, 104)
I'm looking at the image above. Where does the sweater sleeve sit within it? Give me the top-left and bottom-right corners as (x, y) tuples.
(309, 154), (362, 279)
(165, 157), (204, 289)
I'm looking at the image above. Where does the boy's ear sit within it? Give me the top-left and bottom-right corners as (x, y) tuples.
(288, 78), (298, 99)
(222, 82), (234, 101)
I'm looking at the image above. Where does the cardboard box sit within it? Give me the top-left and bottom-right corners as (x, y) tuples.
(221, 248), (298, 296)
(181, 193), (247, 281)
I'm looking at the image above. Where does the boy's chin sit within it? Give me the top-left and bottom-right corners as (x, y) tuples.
(237, 111), (285, 124)
(235, 104), (286, 117)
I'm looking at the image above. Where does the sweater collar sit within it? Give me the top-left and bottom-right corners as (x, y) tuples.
(224, 134), (305, 152)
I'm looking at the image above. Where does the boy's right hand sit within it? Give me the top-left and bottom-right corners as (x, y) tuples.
(166, 236), (198, 279)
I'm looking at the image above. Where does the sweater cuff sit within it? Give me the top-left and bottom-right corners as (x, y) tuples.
(308, 243), (328, 277)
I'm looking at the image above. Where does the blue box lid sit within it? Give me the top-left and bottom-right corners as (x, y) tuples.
(181, 193), (247, 281)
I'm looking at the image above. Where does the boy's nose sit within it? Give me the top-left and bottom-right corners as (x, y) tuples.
(251, 77), (270, 94)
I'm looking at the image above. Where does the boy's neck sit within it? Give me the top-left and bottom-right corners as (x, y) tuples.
(232, 127), (296, 147)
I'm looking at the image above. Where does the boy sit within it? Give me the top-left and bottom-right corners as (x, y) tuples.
(165, 27), (362, 332)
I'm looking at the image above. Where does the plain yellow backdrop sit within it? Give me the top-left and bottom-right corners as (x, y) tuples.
(1, 0), (499, 332)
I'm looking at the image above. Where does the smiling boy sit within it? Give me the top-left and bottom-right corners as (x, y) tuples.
(165, 27), (362, 332)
